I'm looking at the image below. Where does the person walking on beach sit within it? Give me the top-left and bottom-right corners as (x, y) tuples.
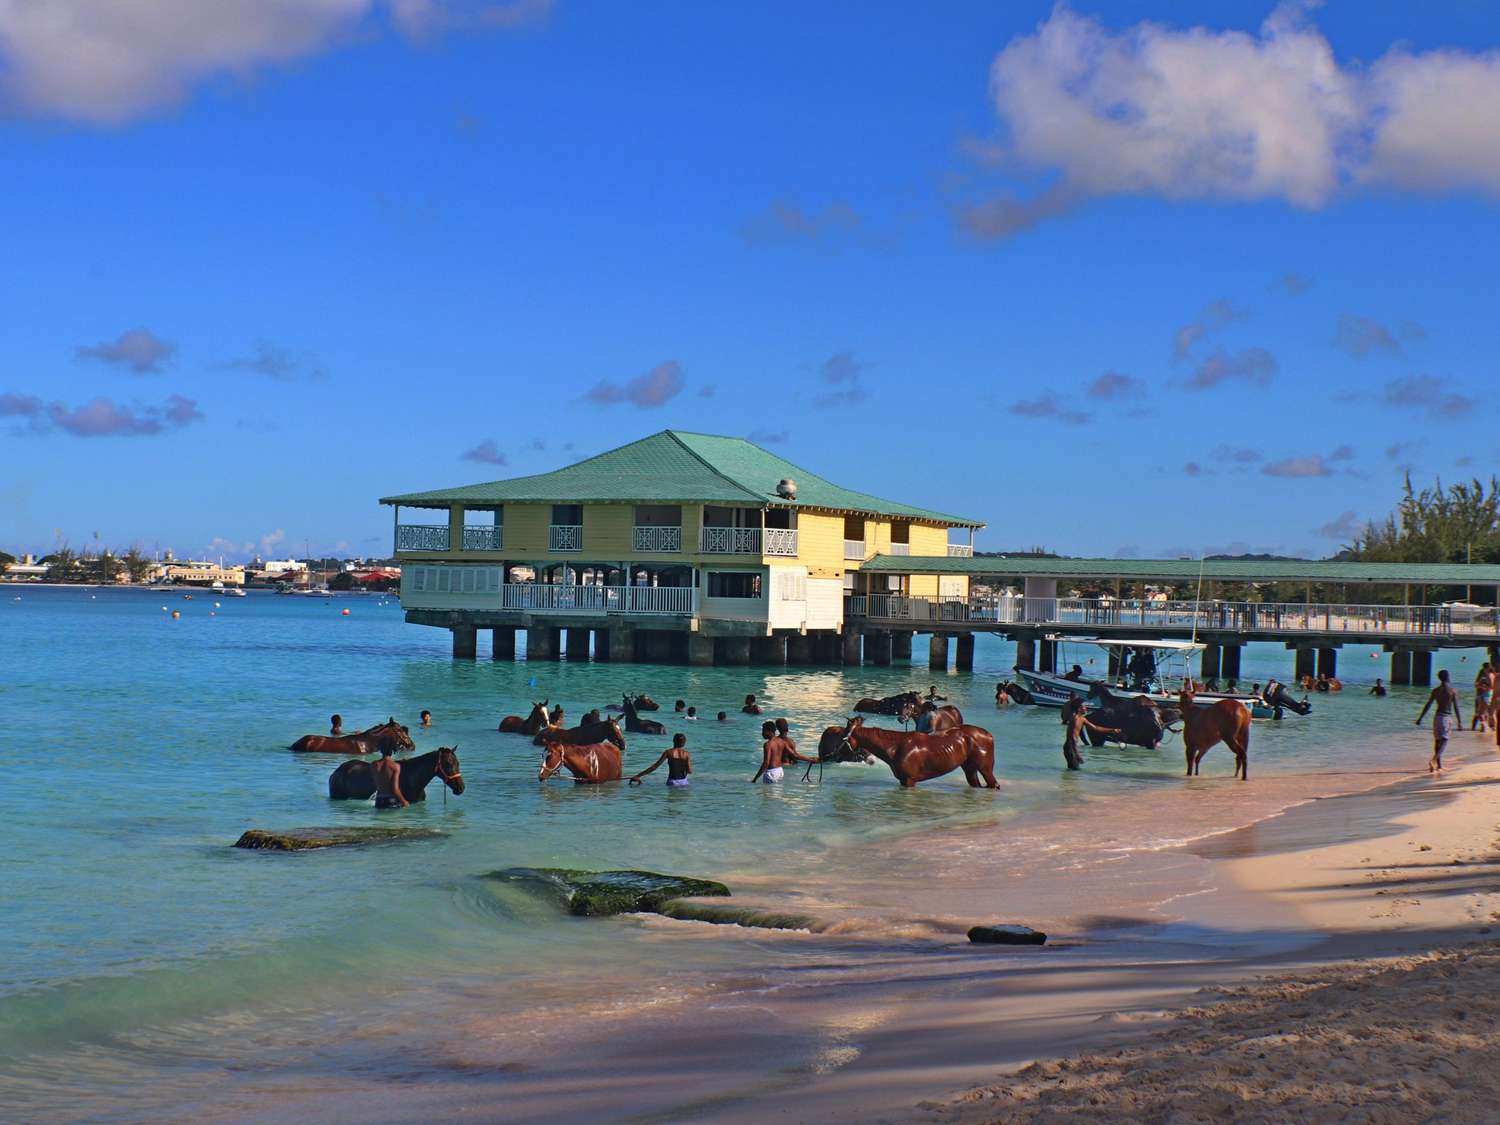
(751, 719), (814, 783)
(1060, 696), (1119, 771)
(1416, 670), (1462, 773)
(1473, 664), (1493, 731)
(330, 714), (343, 735)
(629, 733), (692, 787)
(373, 744), (409, 809)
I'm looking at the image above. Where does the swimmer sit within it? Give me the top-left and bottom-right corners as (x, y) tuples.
(419, 710), (432, 727)
(330, 714), (343, 736)
(686, 707), (698, 720)
(716, 711), (729, 722)
(742, 694), (763, 715)
(630, 733), (692, 787)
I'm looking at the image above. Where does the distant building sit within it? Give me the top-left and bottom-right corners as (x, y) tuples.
(163, 562), (246, 587)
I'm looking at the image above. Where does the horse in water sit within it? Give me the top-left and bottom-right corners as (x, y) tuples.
(837, 716), (999, 789)
(915, 703), (963, 733)
(605, 693), (661, 713)
(1084, 686), (1167, 749)
(818, 725), (874, 762)
(532, 715), (626, 749)
(853, 691), (922, 719)
(291, 719), (414, 755)
(1180, 691), (1252, 779)
(328, 746), (465, 801)
(539, 739), (623, 783)
(621, 695), (666, 735)
(500, 701), (550, 735)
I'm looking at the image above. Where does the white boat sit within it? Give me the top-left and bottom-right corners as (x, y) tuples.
(1012, 638), (1284, 719)
(222, 587), (246, 597)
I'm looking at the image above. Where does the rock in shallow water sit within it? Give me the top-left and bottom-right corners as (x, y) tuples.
(968, 924), (1047, 946)
(657, 900), (816, 931)
(234, 827), (442, 851)
(487, 867), (730, 916)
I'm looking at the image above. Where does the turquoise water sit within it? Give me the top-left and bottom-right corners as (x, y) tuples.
(1, 586), (1486, 1122)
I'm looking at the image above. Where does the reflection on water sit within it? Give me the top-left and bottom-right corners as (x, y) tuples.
(1, 586), (1490, 1122)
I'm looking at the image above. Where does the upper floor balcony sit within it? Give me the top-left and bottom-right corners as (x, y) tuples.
(948, 543), (974, 557)
(698, 526), (798, 557)
(396, 524), (504, 553)
(549, 524), (583, 552)
(632, 525), (682, 553)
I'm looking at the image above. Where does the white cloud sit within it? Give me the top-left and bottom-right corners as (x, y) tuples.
(0, 1), (551, 125)
(963, 3), (1500, 237)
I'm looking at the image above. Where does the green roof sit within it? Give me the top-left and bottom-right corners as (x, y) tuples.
(861, 555), (1500, 585)
(380, 430), (981, 526)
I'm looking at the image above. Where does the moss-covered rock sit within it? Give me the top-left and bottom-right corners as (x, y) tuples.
(234, 827), (442, 851)
(487, 867), (730, 916)
(656, 900), (816, 931)
(967, 924), (1047, 946)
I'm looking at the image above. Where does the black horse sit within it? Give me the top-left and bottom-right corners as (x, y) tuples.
(853, 691), (922, 718)
(996, 681), (1036, 706)
(1084, 685), (1168, 748)
(818, 724), (872, 762)
(328, 747), (465, 802)
(620, 694), (666, 735)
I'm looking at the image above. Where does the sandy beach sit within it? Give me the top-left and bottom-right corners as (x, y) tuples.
(750, 753), (1500, 1125)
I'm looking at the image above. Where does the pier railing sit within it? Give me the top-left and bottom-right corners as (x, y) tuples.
(846, 595), (1500, 638)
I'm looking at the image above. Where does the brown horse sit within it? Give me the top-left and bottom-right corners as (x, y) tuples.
(539, 740), (623, 784)
(291, 719), (414, 755)
(1180, 691), (1252, 779)
(838, 716), (999, 789)
(605, 693), (661, 713)
(853, 691), (923, 720)
(621, 695), (666, 735)
(916, 703), (963, 733)
(328, 746), (465, 800)
(500, 701), (550, 735)
(533, 716), (626, 749)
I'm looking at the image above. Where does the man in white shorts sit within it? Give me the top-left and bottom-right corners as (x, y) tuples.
(750, 719), (814, 783)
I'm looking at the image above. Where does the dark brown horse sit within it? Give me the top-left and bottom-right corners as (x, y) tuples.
(1180, 691), (1252, 779)
(532, 716), (626, 748)
(500, 701), (550, 735)
(621, 694), (666, 735)
(818, 725), (873, 762)
(605, 693), (661, 713)
(539, 740), (623, 783)
(291, 719), (414, 755)
(853, 691), (922, 719)
(328, 746), (465, 801)
(916, 703), (963, 733)
(838, 716), (999, 788)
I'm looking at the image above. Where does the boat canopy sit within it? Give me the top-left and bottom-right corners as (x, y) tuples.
(1044, 636), (1206, 654)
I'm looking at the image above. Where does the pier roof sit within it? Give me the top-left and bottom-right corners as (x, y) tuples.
(380, 430), (981, 526)
(860, 555), (1500, 585)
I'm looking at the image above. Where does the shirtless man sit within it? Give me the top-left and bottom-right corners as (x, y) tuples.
(774, 716), (795, 753)
(330, 714), (343, 736)
(1060, 696), (1119, 771)
(742, 694), (763, 715)
(373, 744), (409, 809)
(419, 710), (432, 727)
(751, 720), (814, 783)
(1416, 669), (1462, 772)
(926, 685), (948, 703)
(630, 733), (692, 787)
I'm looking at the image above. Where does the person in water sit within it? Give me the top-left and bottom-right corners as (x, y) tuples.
(1416, 669), (1462, 773)
(674, 700), (686, 713)
(751, 719), (814, 783)
(1370, 678), (1387, 698)
(373, 744), (409, 809)
(774, 716), (795, 753)
(419, 710), (432, 727)
(686, 707), (698, 720)
(717, 711), (729, 721)
(549, 705), (565, 726)
(995, 683), (1012, 708)
(630, 733), (692, 787)
(926, 685), (948, 702)
(1060, 696), (1119, 771)
(742, 694), (763, 715)
(330, 714), (343, 735)
(1473, 663), (1493, 731)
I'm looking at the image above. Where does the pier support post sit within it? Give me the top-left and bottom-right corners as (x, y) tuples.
(452, 625), (477, 660)
(592, 628), (610, 662)
(1107, 647), (1120, 680)
(842, 626), (863, 665)
(865, 631), (892, 666)
(754, 635), (787, 665)
(892, 632), (913, 660)
(644, 631), (676, 663)
(1015, 636), (1036, 672)
(1039, 639), (1055, 674)
(928, 633), (949, 671)
(608, 627), (635, 664)
(1293, 646), (1315, 681)
(787, 633), (813, 664)
(1317, 648), (1337, 678)
(1412, 650), (1433, 687)
(526, 626), (560, 661)
(688, 633), (715, 666)
(565, 628), (591, 661)
(955, 633), (975, 671)
(1390, 648), (1412, 685)
(492, 626), (516, 660)
(1200, 644), (1222, 682)
(816, 631), (842, 664)
(1221, 645), (1242, 683)
(721, 636), (752, 665)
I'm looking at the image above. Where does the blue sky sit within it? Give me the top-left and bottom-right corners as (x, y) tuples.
(2, 0), (1498, 561)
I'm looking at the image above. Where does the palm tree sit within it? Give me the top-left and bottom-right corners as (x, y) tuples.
(123, 544), (152, 584)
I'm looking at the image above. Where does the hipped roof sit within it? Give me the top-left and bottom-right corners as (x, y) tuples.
(381, 430), (981, 526)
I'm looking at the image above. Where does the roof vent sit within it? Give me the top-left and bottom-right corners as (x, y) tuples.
(776, 478), (797, 500)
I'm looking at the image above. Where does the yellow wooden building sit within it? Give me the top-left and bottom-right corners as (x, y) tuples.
(380, 430), (981, 664)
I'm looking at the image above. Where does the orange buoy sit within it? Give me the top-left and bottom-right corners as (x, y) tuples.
(171, 611), (180, 618)
(342, 608), (350, 616)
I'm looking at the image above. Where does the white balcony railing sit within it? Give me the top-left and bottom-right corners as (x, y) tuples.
(501, 583), (694, 613)
(549, 525), (583, 552)
(888, 543), (911, 556)
(947, 544), (974, 557)
(764, 528), (798, 557)
(461, 526), (503, 551)
(396, 524), (450, 552)
(632, 525), (682, 553)
(699, 526), (761, 554)
(844, 539), (867, 561)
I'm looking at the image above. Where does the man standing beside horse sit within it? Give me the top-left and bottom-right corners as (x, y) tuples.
(373, 745), (409, 809)
(751, 720), (815, 783)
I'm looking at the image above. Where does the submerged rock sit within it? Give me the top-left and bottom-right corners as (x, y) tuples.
(968, 924), (1047, 946)
(657, 900), (816, 931)
(234, 826), (442, 851)
(488, 867), (730, 916)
